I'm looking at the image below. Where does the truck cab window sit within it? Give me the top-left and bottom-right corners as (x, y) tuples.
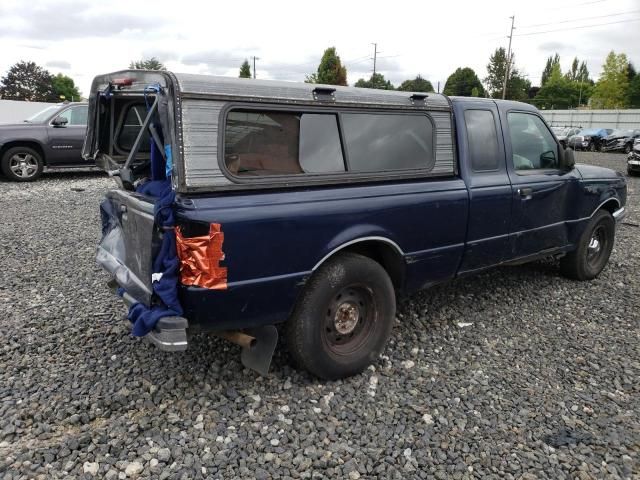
(464, 110), (499, 171)
(508, 112), (558, 171)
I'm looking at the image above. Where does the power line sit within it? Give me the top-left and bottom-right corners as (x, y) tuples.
(518, 9), (640, 29)
(515, 17), (640, 36)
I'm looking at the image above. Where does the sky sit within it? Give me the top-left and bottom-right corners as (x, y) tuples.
(0, 0), (639, 98)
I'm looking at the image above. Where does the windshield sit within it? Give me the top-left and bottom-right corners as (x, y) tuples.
(25, 105), (62, 123)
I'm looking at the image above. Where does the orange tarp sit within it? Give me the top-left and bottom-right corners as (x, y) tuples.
(175, 223), (228, 290)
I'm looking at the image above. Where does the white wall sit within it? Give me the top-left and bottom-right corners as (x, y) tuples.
(541, 109), (640, 130)
(0, 100), (57, 124)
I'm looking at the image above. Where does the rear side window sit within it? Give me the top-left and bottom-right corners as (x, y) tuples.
(464, 110), (500, 171)
(342, 114), (434, 172)
(223, 109), (435, 177)
(225, 111), (345, 176)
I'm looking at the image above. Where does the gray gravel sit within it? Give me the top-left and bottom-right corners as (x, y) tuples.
(1, 154), (639, 479)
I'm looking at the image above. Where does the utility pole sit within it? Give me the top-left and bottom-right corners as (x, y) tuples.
(501, 15), (515, 100)
(252, 56), (260, 79)
(371, 43), (378, 77)
(437, 81), (440, 93)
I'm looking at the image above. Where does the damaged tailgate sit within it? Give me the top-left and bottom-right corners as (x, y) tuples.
(98, 189), (157, 306)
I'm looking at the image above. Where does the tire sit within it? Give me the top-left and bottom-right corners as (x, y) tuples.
(560, 210), (615, 281)
(1, 146), (43, 182)
(286, 252), (396, 379)
(628, 168), (638, 177)
(624, 144), (632, 154)
(589, 142), (596, 152)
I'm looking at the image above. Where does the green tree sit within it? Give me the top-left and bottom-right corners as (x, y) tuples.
(591, 51), (629, 109)
(0, 61), (56, 101)
(484, 47), (530, 100)
(52, 73), (81, 101)
(628, 73), (640, 108)
(533, 63), (580, 109)
(541, 53), (560, 86)
(442, 67), (484, 97)
(239, 59), (252, 78)
(129, 57), (166, 70)
(398, 75), (434, 92)
(305, 47), (347, 86)
(354, 73), (394, 90)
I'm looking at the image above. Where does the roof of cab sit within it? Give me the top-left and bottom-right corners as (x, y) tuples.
(449, 95), (539, 112)
(91, 69), (451, 111)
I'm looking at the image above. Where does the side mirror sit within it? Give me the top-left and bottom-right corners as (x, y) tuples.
(52, 116), (68, 127)
(540, 150), (556, 168)
(561, 146), (575, 170)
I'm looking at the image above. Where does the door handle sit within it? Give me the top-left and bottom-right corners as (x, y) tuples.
(518, 187), (533, 199)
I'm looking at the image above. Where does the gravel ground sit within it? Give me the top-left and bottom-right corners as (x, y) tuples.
(0, 153), (638, 480)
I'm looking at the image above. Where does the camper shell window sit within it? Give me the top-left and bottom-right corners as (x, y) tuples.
(222, 108), (435, 179)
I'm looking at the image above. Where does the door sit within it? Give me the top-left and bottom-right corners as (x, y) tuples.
(503, 110), (581, 259)
(46, 105), (88, 166)
(457, 103), (512, 273)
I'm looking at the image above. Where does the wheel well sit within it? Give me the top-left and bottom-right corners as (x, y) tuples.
(0, 141), (46, 165)
(599, 198), (620, 215)
(324, 240), (406, 290)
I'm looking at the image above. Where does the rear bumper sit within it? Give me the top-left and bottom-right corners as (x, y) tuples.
(120, 287), (189, 352)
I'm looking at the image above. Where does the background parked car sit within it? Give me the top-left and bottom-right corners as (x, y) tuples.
(551, 126), (581, 148)
(601, 129), (640, 154)
(627, 139), (640, 176)
(567, 128), (614, 151)
(0, 102), (91, 181)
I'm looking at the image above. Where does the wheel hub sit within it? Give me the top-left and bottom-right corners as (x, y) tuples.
(334, 302), (359, 334)
(10, 153), (37, 178)
(588, 236), (601, 253)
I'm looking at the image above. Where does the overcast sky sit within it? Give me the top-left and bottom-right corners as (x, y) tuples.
(1, 0), (639, 97)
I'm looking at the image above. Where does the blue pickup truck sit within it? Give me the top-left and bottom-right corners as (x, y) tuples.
(83, 71), (627, 379)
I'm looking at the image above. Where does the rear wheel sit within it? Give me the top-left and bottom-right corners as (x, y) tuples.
(286, 252), (395, 379)
(589, 142), (596, 152)
(1, 146), (43, 182)
(624, 144), (632, 154)
(560, 209), (615, 280)
(628, 167), (638, 177)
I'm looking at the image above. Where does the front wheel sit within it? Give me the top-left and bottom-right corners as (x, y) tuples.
(624, 144), (632, 154)
(1, 146), (44, 182)
(560, 210), (615, 280)
(589, 142), (597, 152)
(286, 252), (396, 379)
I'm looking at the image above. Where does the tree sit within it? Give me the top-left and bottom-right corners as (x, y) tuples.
(541, 53), (560, 86)
(533, 63), (575, 109)
(305, 47), (347, 86)
(129, 57), (166, 70)
(0, 61), (56, 101)
(442, 67), (484, 97)
(239, 60), (251, 78)
(484, 47), (530, 100)
(52, 73), (81, 101)
(398, 75), (434, 93)
(591, 51), (629, 109)
(354, 73), (394, 90)
(623, 62), (640, 107)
